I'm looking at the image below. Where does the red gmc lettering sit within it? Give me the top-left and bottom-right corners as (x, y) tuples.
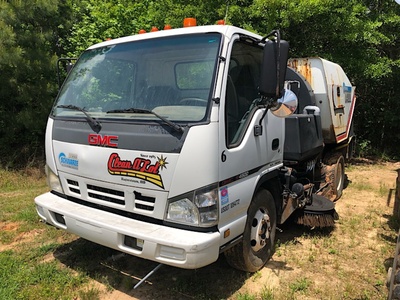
(88, 134), (118, 147)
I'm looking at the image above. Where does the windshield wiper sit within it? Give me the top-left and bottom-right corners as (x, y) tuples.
(56, 105), (102, 133)
(107, 108), (183, 133)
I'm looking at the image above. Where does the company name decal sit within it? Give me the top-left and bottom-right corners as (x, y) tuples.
(88, 134), (118, 148)
(107, 153), (167, 189)
(59, 152), (79, 169)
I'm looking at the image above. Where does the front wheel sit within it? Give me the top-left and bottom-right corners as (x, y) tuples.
(224, 189), (277, 272)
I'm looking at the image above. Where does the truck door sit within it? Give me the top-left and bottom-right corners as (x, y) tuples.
(218, 36), (284, 231)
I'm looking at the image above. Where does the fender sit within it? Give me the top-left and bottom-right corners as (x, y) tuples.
(253, 169), (283, 220)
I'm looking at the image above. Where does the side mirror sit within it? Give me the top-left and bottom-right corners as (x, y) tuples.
(259, 31), (289, 99)
(270, 89), (298, 118)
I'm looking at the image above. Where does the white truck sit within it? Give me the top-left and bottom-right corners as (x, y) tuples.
(35, 20), (356, 273)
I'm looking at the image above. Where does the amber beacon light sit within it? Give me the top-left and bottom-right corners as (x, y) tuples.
(183, 18), (197, 27)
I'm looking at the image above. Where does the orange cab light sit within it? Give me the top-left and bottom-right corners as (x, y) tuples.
(150, 26), (159, 32)
(183, 18), (197, 27)
(164, 24), (172, 30)
(217, 20), (225, 25)
(138, 29), (146, 34)
(106, 38), (112, 41)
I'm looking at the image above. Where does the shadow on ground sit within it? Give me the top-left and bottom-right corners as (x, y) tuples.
(52, 218), (335, 299)
(54, 238), (251, 299)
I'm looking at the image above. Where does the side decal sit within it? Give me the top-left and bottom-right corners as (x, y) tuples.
(220, 187), (230, 214)
(220, 187), (229, 205)
(59, 152), (79, 170)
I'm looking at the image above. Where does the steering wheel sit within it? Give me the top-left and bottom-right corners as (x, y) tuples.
(179, 97), (207, 105)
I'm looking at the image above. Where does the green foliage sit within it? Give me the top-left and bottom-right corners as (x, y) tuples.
(0, 0), (74, 168)
(64, 0), (227, 55)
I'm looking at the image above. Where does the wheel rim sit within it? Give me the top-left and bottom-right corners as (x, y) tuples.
(250, 208), (271, 252)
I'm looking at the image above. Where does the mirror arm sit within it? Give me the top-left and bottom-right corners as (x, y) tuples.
(258, 103), (269, 127)
(254, 95), (279, 137)
(258, 95), (279, 126)
(260, 29), (280, 43)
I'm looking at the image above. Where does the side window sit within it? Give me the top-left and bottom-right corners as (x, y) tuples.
(225, 41), (263, 146)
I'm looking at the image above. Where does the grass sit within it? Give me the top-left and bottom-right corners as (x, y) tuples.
(0, 249), (87, 300)
(0, 162), (399, 299)
(0, 169), (92, 300)
(289, 277), (311, 293)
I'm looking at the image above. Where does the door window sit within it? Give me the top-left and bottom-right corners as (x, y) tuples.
(225, 40), (263, 146)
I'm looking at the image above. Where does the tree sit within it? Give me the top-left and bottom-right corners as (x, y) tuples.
(0, 0), (73, 167)
(233, 0), (400, 158)
(64, 0), (227, 56)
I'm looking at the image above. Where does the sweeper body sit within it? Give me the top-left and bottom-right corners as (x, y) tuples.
(35, 21), (355, 272)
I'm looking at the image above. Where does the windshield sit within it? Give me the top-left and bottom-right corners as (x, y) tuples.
(53, 33), (222, 123)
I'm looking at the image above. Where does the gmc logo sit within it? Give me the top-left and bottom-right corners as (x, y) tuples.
(88, 134), (118, 148)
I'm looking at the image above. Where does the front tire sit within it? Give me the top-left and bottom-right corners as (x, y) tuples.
(224, 189), (277, 272)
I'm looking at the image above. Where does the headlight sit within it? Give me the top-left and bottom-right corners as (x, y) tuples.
(166, 184), (219, 227)
(45, 164), (64, 194)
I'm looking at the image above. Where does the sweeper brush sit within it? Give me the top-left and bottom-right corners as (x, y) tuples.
(295, 194), (339, 228)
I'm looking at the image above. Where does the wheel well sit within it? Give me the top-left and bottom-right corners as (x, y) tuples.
(323, 142), (348, 160)
(254, 171), (283, 223)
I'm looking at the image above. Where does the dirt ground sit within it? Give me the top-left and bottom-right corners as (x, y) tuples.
(52, 159), (398, 300)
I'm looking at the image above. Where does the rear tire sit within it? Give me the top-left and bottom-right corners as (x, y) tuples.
(324, 153), (345, 201)
(224, 189), (276, 272)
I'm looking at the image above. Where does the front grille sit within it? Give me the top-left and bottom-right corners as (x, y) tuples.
(67, 179), (80, 194)
(64, 177), (157, 211)
(134, 191), (155, 211)
(87, 184), (125, 205)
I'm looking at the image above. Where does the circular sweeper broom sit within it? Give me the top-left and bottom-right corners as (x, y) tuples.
(295, 194), (339, 228)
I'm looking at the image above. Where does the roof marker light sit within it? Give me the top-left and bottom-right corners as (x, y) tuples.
(183, 18), (197, 27)
(138, 29), (146, 34)
(164, 24), (172, 30)
(151, 26), (159, 32)
(217, 20), (225, 25)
